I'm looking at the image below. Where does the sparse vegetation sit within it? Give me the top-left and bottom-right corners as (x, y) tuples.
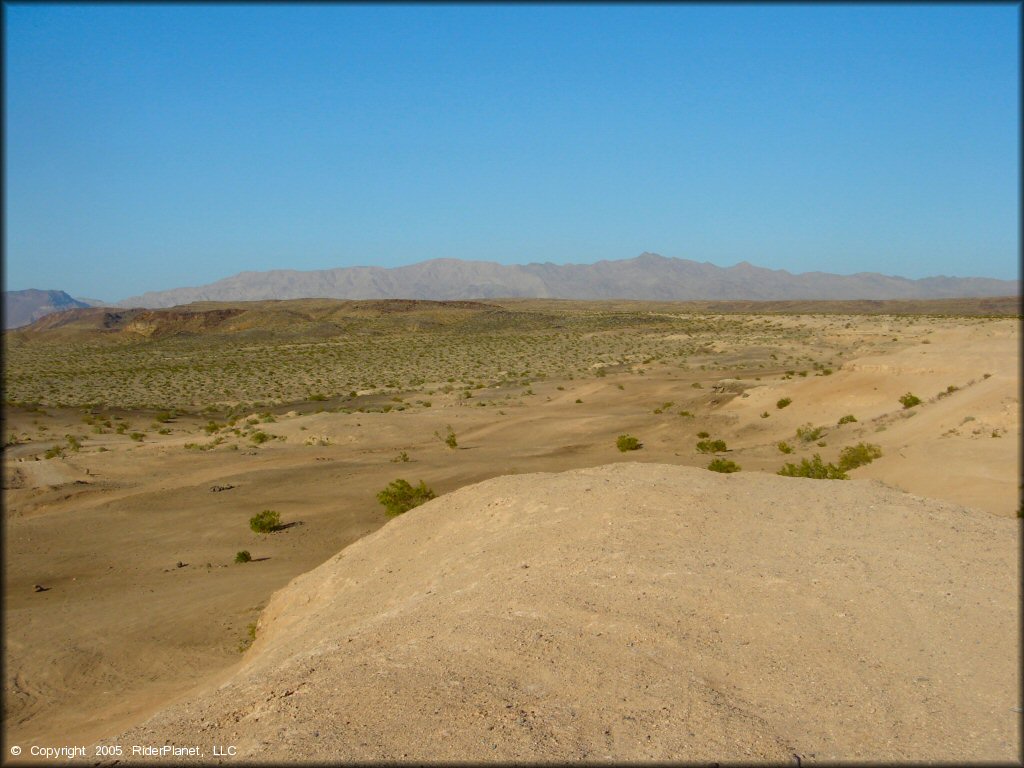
(777, 441), (794, 454)
(899, 392), (922, 409)
(778, 454), (848, 480)
(234, 550), (252, 564)
(837, 414), (857, 425)
(837, 442), (882, 471)
(795, 423), (826, 443)
(249, 509), (282, 534)
(377, 479), (436, 517)
(707, 458), (741, 473)
(776, 397), (792, 409)
(616, 434), (642, 452)
(436, 425), (458, 449)
(696, 439), (727, 454)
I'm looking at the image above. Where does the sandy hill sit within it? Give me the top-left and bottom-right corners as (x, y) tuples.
(106, 463), (1018, 763)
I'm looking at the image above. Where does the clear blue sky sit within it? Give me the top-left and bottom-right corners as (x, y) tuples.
(4, 3), (1019, 300)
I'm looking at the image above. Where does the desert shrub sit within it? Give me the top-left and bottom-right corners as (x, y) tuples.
(696, 431), (710, 439)
(435, 425), (457, 449)
(708, 458), (741, 473)
(156, 411), (175, 423)
(616, 434), (642, 452)
(777, 454), (848, 480)
(777, 441), (793, 454)
(899, 392), (922, 409)
(377, 479), (436, 517)
(837, 442), (882, 471)
(776, 397), (792, 409)
(391, 451), (410, 463)
(129, 432), (144, 442)
(234, 550), (252, 564)
(837, 414), (857, 425)
(250, 431), (270, 444)
(43, 445), (64, 459)
(795, 423), (826, 443)
(696, 439), (727, 454)
(760, 411), (769, 418)
(249, 509), (281, 533)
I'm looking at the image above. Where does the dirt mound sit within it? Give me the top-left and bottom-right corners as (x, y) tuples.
(107, 463), (1018, 762)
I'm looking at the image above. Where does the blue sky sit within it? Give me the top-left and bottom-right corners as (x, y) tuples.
(4, 4), (1019, 300)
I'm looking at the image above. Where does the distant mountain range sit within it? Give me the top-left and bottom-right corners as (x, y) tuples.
(115, 254), (1019, 308)
(5, 254), (1018, 327)
(3, 289), (101, 329)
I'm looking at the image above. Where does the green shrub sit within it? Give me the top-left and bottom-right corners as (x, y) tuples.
(795, 423), (826, 443)
(776, 397), (792, 409)
(377, 479), (436, 517)
(778, 454), (848, 480)
(129, 432), (144, 442)
(899, 392), (922, 409)
(708, 458), (741, 473)
(837, 414), (857, 425)
(838, 442), (882, 471)
(234, 550), (252, 564)
(250, 431), (270, 444)
(696, 439), (727, 454)
(777, 441), (793, 454)
(249, 509), (281, 533)
(435, 425), (457, 449)
(43, 445), (64, 459)
(391, 451), (410, 463)
(696, 431), (710, 439)
(616, 434), (642, 452)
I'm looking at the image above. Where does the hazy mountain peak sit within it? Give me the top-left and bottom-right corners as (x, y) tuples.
(107, 254), (1020, 309)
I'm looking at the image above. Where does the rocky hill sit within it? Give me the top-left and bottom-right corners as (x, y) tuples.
(117, 253), (1020, 308)
(105, 463), (1018, 762)
(3, 289), (98, 329)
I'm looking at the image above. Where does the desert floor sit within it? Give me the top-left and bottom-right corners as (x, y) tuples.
(2, 305), (1019, 760)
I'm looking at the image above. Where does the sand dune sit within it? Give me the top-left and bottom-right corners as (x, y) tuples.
(105, 463), (1018, 762)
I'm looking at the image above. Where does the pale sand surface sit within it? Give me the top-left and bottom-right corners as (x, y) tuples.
(3, 313), (1019, 761)
(107, 463), (1018, 762)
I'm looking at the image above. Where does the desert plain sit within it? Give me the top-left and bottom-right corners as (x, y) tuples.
(2, 297), (1020, 762)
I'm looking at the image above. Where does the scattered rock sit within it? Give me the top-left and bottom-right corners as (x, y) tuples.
(33, 584), (49, 592)
(210, 484), (235, 492)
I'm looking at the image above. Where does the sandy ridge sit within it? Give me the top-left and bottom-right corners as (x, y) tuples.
(107, 463), (1019, 763)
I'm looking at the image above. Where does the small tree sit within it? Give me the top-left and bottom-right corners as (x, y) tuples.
(249, 509), (281, 533)
(377, 479), (436, 517)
